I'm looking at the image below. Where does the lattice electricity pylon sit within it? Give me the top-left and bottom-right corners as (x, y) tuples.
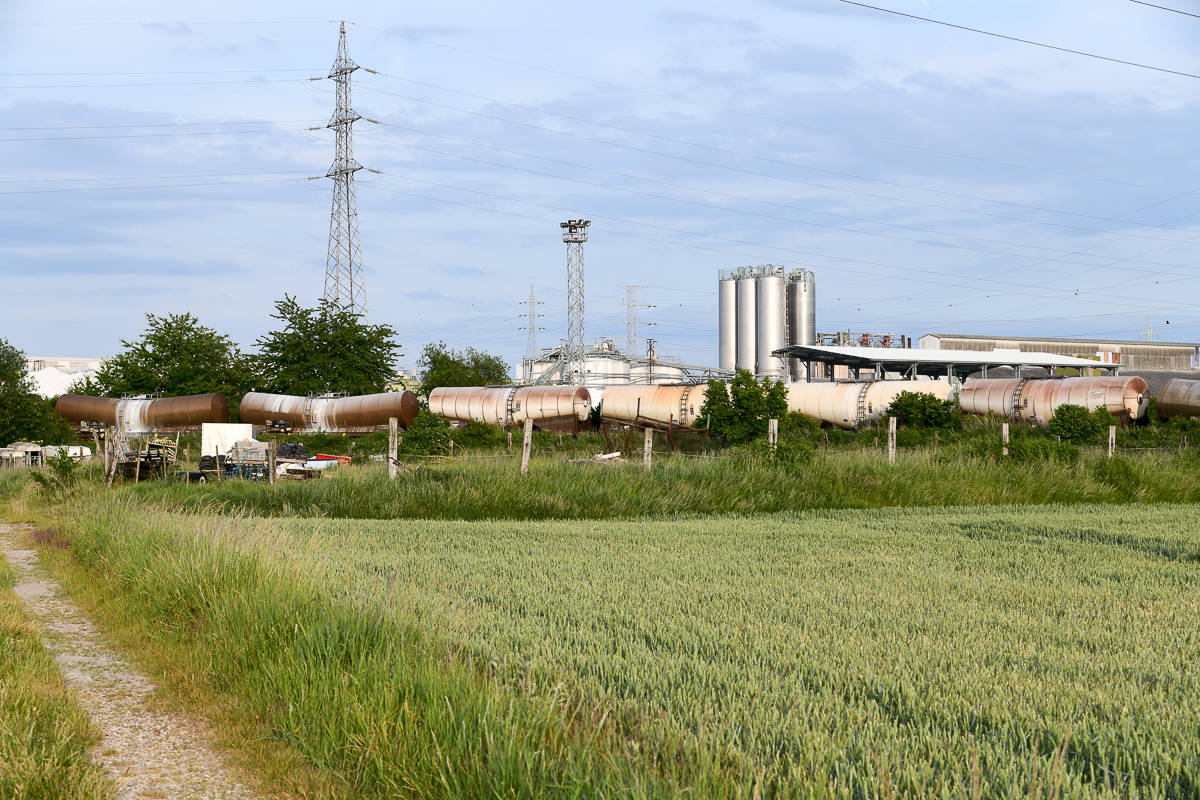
(614, 284), (653, 358)
(560, 219), (590, 385)
(522, 285), (544, 363)
(324, 21), (368, 320)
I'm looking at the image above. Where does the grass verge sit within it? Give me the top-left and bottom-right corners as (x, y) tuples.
(0, 525), (112, 800)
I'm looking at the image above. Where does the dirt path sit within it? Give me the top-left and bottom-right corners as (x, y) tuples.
(1, 522), (259, 800)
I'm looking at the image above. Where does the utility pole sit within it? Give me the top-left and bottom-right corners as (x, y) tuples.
(323, 22), (369, 320)
(522, 286), (544, 365)
(615, 284), (653, 357)
(1142, 316), (1156, 342)
(561, 219), (590, 386)
(646, 338), (656, 384)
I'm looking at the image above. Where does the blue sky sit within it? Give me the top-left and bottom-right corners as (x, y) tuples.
(2, 0), (1198, 374)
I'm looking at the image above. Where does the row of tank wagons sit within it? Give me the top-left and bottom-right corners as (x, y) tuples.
(54, 390), (420, 432)
(52, 376), (1200, 435)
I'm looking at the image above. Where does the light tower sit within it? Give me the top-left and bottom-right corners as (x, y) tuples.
(324, 22), (368, 319)
(560, 219), (590, 385)
(522, 286), (544, 363)
(615, 284), (652, 357)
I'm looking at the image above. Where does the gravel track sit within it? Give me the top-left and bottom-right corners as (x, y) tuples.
(1, 521), (259, 800)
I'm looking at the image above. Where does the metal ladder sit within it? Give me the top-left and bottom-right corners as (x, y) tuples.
(854, 382), (869, 429)
(1008, 378), (1028, 421)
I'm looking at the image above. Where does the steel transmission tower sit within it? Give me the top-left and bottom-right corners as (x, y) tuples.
(324, 22), (368, 319)
(615, 284), (653, 357)
(560, 219), (590, 385)
(522, 286), (544, 363)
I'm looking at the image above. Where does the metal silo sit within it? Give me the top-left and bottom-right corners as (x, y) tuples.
(736, 274), (758, 373)
(786, 270), (816, 380)
(718, 273), (737, 372)
(756, 271), (786, 378)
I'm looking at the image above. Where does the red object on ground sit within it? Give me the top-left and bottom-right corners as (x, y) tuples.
(313, 453), (351, 463)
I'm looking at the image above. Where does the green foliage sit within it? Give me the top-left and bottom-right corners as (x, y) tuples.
(27, 448), (82, 496)
(416, 341), (510, 400)
(698, 370), (786, 444)
(399, 410), (452, 455)
(885, 390), (960, 429)
(256, 295), (402, 397)
(0, 339), (82, 446)
(1047, 404), (1107, 443)
(779, 410), (820, 437)
(450, 421), (508, 450)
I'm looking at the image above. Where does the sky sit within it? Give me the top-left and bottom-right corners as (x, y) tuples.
(2, 0), (1199, 375)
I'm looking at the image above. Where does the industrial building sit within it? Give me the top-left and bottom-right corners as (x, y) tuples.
(919, 334), (1200, 372)
(521, 338), (729, 387)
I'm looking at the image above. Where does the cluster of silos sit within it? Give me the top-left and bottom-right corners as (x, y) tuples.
(719, 266), (815, 380)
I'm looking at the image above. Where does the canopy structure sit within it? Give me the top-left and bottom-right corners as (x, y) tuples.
(772, 345), (1119, 382)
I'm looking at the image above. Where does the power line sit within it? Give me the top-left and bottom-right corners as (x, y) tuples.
(353, 22), (1162, 188)
(1128, 1), (1200, 19)
(835, 0), (1200, 80)
(0, 176), (304, 195)
(0, 170), (309, 185)
(0, 77), (305, 89)
(0, 120), (318, 131)
(0, 69), (317, 76)
(0, 127), (308, 143)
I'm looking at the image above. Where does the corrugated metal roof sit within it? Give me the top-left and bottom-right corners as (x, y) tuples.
(921, 334), (1200, 348)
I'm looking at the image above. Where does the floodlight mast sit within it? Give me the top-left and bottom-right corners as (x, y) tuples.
(561, 219), (590, 386)
(324, 21), (369, 320)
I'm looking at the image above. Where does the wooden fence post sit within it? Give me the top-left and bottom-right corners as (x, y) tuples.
(823, 431), (829, 451)
(933, 430), (939, 452)
(520, 418), (534, 475)
(768, 419), (778, 454)
(643, 427), (653, 472)
(888, 416), (896, 464)
(507, 431), (513, 452)
(134, 441), (143, 484)
(388, 417), (398, 480)
(268, 436), (277, 485)
(1001, 423), (1009, 457)
(1108, 425), (1116, 458)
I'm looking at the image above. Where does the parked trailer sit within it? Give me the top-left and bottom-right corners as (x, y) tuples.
(1157, 377), (1200, 421)
(427, 386), (591, 431)
(55, 393), (229, 432)
(599, 384), (709, 429)
(784, 380), (952, 430)
(959, 376), (1150, 426)
(238, 391), (419, 432)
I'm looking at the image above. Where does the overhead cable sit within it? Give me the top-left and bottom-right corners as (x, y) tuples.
(1127, 1), (1200, 19)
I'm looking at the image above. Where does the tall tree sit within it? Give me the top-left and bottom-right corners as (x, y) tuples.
(0, 338), (77, 445)
(256, 296), (402, 396)
(87, 313), (258, 405)
(417, 341), (510, 400)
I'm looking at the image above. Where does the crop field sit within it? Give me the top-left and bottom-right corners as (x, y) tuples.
(264, 504), (1197, 796)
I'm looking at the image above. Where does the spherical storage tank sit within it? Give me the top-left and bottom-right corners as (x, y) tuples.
(785, 380), (951, 430)
(959, 376), (1149, 425)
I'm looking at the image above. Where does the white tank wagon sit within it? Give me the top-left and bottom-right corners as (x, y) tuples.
(427, 386), (592, 431)
(600, 384), (709, 430)
(785, 380), (952, 430)
(1157, 378), (1200, 421)
(959, 376), (1150, 426)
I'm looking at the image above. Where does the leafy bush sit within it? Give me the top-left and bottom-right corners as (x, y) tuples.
(1047, 404), (1098, 443)
(399, 410), (451, 455)
(451, 421), (508, 450)
(885, 391), (960, 429)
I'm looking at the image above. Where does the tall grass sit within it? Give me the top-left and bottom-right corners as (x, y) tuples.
(49, 494), (740, 799)
(127, 448), (1200, 520)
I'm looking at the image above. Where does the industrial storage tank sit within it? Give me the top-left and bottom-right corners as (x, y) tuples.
(756, 271), (786, 379)
(428, 386), (591, 430)
(785, 270), (816, 380)
(55, 393), (229, 432)
(1156, 377), (1200, 421)
(785, 381), (952, 430)
(718, 276), (737, 373)
(959, 376), (1150, 425)
(600, 384), (709, 429)
(239, 391), (419, 431)
(736, 275), (757, 373)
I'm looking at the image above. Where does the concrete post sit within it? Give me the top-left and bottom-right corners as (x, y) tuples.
(268, 436), (277, 485)
(888, 416), (896, 464)
(1108, 425), (1116, 458)
(1001, 423), (1009, 457)
(388, 417), (398, 480)
(643, 427), (653, 472)
(520, 417), (534, 475)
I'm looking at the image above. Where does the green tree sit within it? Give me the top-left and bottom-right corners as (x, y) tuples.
(886, 391), (960, 429)
(256, 296), (402, 396)
(89, 313), (258, 405)
(417, 341), (510, 399)
(0, 338), (78, 445)
(698, 370), (787, 444)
